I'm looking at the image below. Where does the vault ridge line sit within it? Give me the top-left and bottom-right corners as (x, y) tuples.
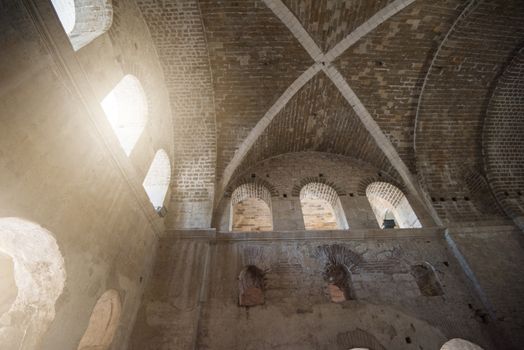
(217, 0), (417, 205)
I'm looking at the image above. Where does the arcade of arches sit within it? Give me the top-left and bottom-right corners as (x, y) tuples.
(1, 0), (523, 349)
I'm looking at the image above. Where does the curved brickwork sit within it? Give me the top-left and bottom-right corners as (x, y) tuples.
(136, 0), (217, 228)
(231, 73), (396, 183)
(300, 182), (340, 208)
(225, 178), (279, 199)
(292, 177), (345, 197)
(283, 0), (395, 52)
(415, 0), (524, 223)
(336, 0), (466, 172)
(231, 182), (273, 209)
(483, 48), (524, 228)
(198, 0), (312, 181)
(230, 152), (401, 200)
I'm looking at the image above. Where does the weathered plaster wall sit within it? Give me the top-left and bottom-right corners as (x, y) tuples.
(447, 225), (524, 350)
(0, 0), (172, 348)
(130, 228), (497, 350)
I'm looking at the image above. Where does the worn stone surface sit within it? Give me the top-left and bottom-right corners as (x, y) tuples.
(129, 229), (499, 350)
(0, 0), (171, 348)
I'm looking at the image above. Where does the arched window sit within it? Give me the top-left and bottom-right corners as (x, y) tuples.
(365, 182), (421, 229)
(299, 182), (349, 230)
(411, 262), (444, 296)
(0, 218), (66, 349)
(101, 75), (148, 156)
(143, 149), (171, 210)
(51, 0), (113, 50)
(77, 289), (121, 350)
(238, 265), (265, 307)
(231, 183), (273, 232)
(440, 339), (484, 350)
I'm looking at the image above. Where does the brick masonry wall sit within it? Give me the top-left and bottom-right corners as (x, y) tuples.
(129, 229), (496, 349)
(336, 0), (466, 173)
(415, 0), (524, 223)
(232, 73), (396, 180)
(483, 48), (524, 229)
(198, 0), (312, 181)
(283, 0), (396, 52)
(214, 152), (431, 230)
(135, 0), (217, 228)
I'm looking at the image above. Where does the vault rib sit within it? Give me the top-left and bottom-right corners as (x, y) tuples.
(217, 0), (421, 207)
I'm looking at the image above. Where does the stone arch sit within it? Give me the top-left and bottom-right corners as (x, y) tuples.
(77, 289), (122, 350)
(51, 0), (113, 50)
(411, 262), (444, 297)
(231, 183), (273, 232)
(299, 182), (349, 230)
(440, 338), (484, 350)
(142, 149), (171, 210)
(365, 182), (421, 229)
(0, 218), (66, 349)
(101, 74), (149, 156)
(238, 265), (265, 307)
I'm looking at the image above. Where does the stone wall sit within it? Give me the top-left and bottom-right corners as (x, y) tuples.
(0, 0), (172, 348)
(447, 225), (524, 349)
(129, 228), (498, 350)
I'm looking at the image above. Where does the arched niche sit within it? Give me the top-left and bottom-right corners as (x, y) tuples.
(300, 182), (348, 230)
(411, 262), (444, 296)
(0, 218), (66, 349)
(231, 183), (273, 232)
(51, 0), (113, 50)
(77, 289), (122, 350)
(325, 263), (354, 302)
(365, 182), (421, 229)
(440, 339), (484, 350)
(101, 74), (148, 156)
(143, 149), (171, 210)
(238, 265), (265, 307)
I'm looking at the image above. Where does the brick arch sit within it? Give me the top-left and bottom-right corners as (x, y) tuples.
(356, 176), (405, 197)
(365, 181), (422, 228)
(483, 47), (524, 229)
(291, 177), (345, 198)
(225, 178), (279, 199)
(230, 182), (274, 210)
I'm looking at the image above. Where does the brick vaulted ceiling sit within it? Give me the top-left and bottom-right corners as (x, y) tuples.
(138, 0), (524, 220)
